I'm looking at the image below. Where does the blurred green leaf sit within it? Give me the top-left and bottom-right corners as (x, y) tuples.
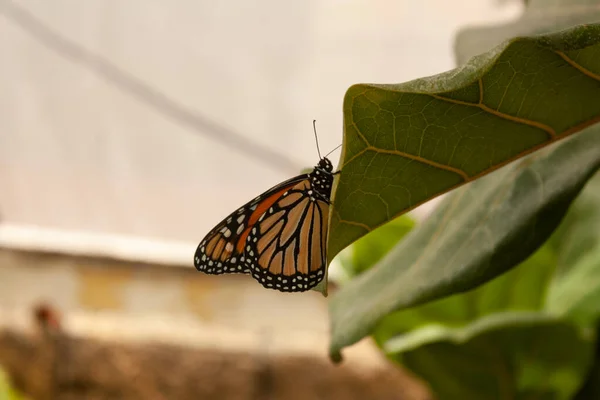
(0, 367), (23, 400)
(384, 312), (595, 400)
(328, 23), (600, 262)
(455, 0), (600, 65)
(371, 243), (556, 347)
(551, 172), (600, 271)
(339, 215), (415, 278)
(548, 172), (600, 398)
(574, 321), (600, 399)
(546, 172), (600, 324)
(548, 246), (600, 324)
(329, 123), (600, 361)
(575, 359), (600, 400)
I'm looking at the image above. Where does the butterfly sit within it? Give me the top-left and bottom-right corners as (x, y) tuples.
(194, 122), (339, 292)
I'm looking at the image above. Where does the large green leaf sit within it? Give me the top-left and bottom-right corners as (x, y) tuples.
(328, 23), (600, 262)
(370, 243), (557, 348)
(455, 0), (600, 65)
(384, 312), (595, 400)
(329, 123), (600, 361)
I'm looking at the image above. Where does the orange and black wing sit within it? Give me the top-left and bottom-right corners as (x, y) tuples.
(195, 156), (335, 293)
(194, 175), (307, 276)
(244, 179), (329, 292)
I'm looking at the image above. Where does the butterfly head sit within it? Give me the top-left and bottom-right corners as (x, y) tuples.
(317, 157), (333, 173)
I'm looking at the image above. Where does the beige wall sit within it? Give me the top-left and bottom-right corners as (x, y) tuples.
(0, 241), (389, 365)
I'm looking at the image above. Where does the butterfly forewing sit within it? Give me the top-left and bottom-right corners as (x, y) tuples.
(194, 175), (306, 275)
(194, 157), (335, 293)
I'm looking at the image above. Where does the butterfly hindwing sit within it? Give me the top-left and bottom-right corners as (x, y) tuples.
(193, 207), (248, 275)
(245, 180), (329, 292)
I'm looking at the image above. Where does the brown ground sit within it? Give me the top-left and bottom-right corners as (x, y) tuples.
(0, 306), (431, 400)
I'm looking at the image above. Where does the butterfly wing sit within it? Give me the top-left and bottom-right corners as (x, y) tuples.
(195, 160), (334, 293)
(244, 179), (329, 292)
(194, 175), (307, 275)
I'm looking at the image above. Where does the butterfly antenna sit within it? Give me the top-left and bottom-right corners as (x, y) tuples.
(313, 119), (323, 159)
(324, 143), (342, 159)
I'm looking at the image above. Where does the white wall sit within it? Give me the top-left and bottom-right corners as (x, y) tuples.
(0, 0), (522, 245)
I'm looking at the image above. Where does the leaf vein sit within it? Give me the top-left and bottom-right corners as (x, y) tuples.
(555, 50), (600, 82)
(366, 147), (469, 181)
(335, 213), (371, 232)
(430, 94), (557, 138)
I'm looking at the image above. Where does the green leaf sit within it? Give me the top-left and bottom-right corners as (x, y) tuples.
(455, 0), (600, 65)
(384, 312), (595, 400)
(549, 171), (600, 274)
(548, 246), (600, 324)
(338, 215), (415, 279)
(370, 243), (557, 347)
(575, 360), (600, 400)
(328, 23), (600, 262)
(546, 172), (600, 324)
(329, 123), (600, 361)
(574, 321), (600, 400)
(542, 173), (600, 397)
(0, 367), (24, 400)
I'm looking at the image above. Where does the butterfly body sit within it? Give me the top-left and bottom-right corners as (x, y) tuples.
(194, 157), (334, 292)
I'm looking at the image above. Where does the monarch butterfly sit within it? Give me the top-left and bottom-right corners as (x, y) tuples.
(194, 122), (339, 292)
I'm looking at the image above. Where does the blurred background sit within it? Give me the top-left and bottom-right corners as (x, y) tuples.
(0, 0), (523, 398)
